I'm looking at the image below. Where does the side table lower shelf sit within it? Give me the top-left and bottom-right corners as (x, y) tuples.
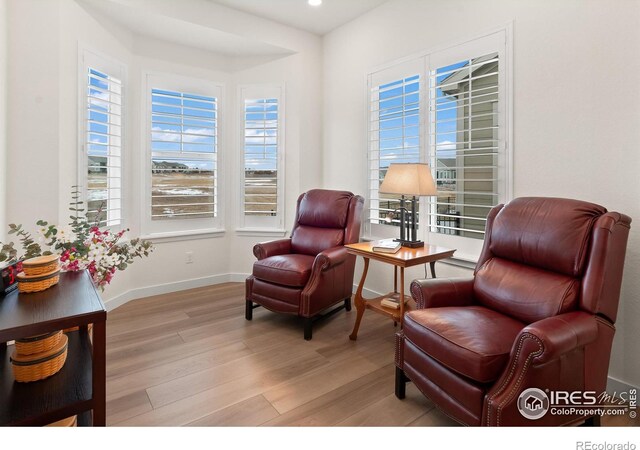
(364, 292), (415, 322)
(0, 331), (93, 426)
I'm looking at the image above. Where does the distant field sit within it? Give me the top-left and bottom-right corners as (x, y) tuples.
(88, 171), (276, 220)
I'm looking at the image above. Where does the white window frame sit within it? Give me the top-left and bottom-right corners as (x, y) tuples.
(78, 47), (127, 229)
(142, 72), (225, 239)
(236, 84), (286, 236)
(364, 25), (513, 261)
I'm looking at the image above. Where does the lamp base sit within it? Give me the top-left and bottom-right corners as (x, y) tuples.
(394, 239), (424, 248)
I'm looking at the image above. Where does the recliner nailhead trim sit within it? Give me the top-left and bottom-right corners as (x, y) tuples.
(485, 333), (543, 426)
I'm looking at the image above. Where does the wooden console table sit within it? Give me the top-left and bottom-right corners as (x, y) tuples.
(0, 271), (106, 426)
(347, 241), (455, 340)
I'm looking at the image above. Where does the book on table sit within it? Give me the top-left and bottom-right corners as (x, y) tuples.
(372, 239), (401, 254)
(380, 295), (408, 309)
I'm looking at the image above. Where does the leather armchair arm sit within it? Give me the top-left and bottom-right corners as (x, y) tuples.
(253, 238), (292, 260)
(484, 311), (599, 425)
(313, 246), (348, 271)
(519, 311), (598, 364)
(300, 246), (351, 317)
(409, 278), (475, 309)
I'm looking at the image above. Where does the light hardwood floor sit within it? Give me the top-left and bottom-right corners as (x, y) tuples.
(105, 283), (638, 427)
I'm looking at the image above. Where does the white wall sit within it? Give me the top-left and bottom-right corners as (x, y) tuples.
(322, 0), (640, 387)
(7, 0), (61, 225)
(4, 0), (323, 307)
(0, 0), (6, 242)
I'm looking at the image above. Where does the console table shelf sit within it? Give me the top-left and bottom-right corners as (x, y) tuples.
(0, 271), (106, 426)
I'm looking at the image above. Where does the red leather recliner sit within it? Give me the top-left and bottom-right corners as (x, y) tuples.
(246, 189), (364, 340)
(395, 197), (631, 426)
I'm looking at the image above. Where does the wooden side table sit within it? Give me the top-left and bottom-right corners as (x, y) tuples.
(346, 241), (455, 340)
(0, 271), (106, 426)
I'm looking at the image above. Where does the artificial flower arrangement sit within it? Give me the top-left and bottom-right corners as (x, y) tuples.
(0, 188), (153, 291)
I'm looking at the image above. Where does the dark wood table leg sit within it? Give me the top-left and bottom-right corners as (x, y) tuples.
(429, 261), (437, 278)
(92, 319), (106, 426)
(349, 258), (370, 341)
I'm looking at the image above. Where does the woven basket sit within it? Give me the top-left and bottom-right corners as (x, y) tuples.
(17, 268), (61, 294)
(45, 415), (77, 427)
(22, 255), (60, 276)
(63, 324), (92, 333)
(15, 330), (63, 356)
(10, 334), (68, 383)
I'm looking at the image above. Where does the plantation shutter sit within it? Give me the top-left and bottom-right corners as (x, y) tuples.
(428, 37), (505, 240)
(238, 85), (284, 232)
(366, 59), (424, 237)
(150, 89), (217, 220)
(243, 98), (279, 216)
(86, 68), (123, 227)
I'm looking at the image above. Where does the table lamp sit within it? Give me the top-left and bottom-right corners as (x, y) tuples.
(379, 163), (437, 248)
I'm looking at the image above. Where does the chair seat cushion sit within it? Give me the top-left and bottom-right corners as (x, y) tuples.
(252, 254), (315, 287)
(404, 306), (526, 383)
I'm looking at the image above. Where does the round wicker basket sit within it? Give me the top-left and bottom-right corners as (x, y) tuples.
(10, 334), (68, 383)
(45, 415), (77, 427)
(17, 268), (61, 294)
(21, 255), (60, 276)
(15, 330), (63, 356)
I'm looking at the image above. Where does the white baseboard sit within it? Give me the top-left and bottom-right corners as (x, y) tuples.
(607, 376), (639, 394)
(354, 283), (383, 298)
(229, 272), (250, 283)
(104, 273), (248, 312)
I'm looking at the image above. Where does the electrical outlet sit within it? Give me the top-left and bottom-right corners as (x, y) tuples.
(185, 251), (194, 264)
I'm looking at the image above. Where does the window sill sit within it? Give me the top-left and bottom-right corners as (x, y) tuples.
(140, 228), (226, 244)
(361, 235), (390, 243)
(235, 228), (287, 238)
(440, 256), (477, 270)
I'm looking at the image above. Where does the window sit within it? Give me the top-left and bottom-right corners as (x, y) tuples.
(150, 89), (217, 220)
(429, 52), (500, 239)
(144, 74), (224, 236)
(237, 85), (284, 233)
(80, 51), (125, 228)
(366, 29), (511, 259)
(243, 98), (279, 216)
(368, 74), (421, 230)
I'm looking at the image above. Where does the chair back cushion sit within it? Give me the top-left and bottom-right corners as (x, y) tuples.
(474, 258), (580, 323)
(291, 189), (361, 256)
(291, 226), (345, 256)
(475, 197), (607, 324)
(296, 189), (352, 228)
(489, 197), (606, 277)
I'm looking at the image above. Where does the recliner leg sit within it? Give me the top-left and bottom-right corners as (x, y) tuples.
(344, 297), (352, 312)
(395, 366), (407, 399)
(304, 317), (313, 340)
(245, 300), (253, 321)
(582, 416), (601, 427)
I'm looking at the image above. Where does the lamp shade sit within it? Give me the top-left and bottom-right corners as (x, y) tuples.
(379, 163), (437, 196)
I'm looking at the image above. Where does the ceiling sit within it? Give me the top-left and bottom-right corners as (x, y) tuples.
(208, 0), (388, 35)
(78, 0), (292, 57)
